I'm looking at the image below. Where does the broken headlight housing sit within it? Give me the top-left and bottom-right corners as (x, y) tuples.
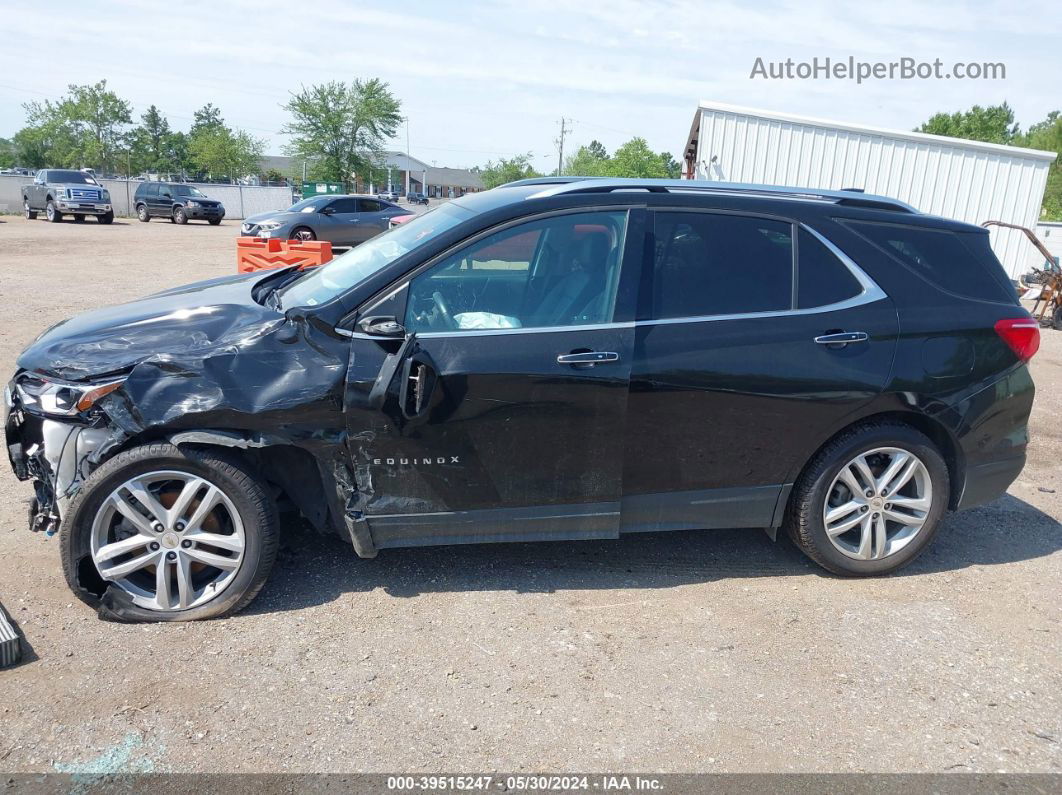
(14, 374), (126, 417)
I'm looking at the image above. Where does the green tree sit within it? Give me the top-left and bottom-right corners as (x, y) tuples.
(563, 140), (610, 176)
(281, 80), (402, 190)
(18, 80), (132, 171)
(917, 102), (1019, 144)
(1019, 111), (1062, 220)
(606, 137), (675, 178)
(190, 103), (225, 136)
(0, 137), (14, 168)
(130, 105), (173, 174)
(476, 154), (542, 188)
(188, 126), (264, 182)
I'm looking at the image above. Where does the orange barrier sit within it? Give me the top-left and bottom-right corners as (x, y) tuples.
(236, 238), (333, 273)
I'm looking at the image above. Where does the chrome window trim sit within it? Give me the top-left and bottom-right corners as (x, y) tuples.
(415, 321), (635, 339)
(343, 219), (887, 342)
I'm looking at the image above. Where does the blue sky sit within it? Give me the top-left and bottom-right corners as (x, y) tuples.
(1, 0), (1059, 170)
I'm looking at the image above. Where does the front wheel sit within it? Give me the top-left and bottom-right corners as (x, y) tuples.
(291, 226), (315, 241)
(97, 211), (114, 224)
(24, 199), (37, 220)
(173, 207), (188, 225)
(46, 200), (62, 223)
(785, 422), (948, 576)
(60, 443), (279, 622)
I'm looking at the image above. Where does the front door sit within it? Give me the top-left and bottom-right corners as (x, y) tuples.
(344, 209), (640, 549)
(621, 209), (899, 532)
(318, 197), (361, 245)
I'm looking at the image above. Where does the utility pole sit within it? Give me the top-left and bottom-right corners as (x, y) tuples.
(555, 117), (571, 176)
(404, 116), (411, 196)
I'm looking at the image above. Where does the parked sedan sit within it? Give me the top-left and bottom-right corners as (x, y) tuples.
(240, 195), (408, 246)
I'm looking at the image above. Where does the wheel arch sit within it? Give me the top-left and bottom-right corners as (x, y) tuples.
(784, 409), (965, 516)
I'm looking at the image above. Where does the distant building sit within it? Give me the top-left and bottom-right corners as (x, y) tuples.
(423, 166), (485, 198)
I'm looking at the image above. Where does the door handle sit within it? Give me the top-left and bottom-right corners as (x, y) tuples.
(557, 351), (620, 366)
(814, 331), (869, 348)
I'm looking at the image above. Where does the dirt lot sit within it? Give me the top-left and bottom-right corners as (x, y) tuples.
(0, 214), (1059, 774)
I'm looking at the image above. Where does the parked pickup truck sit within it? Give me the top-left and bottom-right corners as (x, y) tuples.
(23, 169), (114, 224)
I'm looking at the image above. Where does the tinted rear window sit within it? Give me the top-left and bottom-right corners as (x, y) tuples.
(797, 229), (863, 308)
(845, 221), (1015, 304)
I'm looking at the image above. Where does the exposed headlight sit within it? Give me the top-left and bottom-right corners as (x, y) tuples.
(55, 188), (68, 199)
(15, 375), (126, 417)
(186, 200), (200, 207)
(101, 190), (110, 201)
(257, 221), (282, 231)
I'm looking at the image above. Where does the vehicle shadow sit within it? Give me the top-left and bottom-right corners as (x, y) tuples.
(245, 494), (1062, 615)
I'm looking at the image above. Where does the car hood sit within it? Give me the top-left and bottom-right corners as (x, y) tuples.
(17, 272), (285, 381)
(55, 183), (105, 191)
(243, 210), (310, 225)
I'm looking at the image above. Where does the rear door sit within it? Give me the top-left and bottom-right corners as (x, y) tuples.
(344, 208), (643, 548)
(144, 183), (160, 215)
(354, 198), (391, 241)
(621, 210), (899, 532)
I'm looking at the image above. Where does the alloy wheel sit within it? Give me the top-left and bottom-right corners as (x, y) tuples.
(293, 228), (314, 241)
(90, 470), (246, 611)
(822, 447), (933, 561)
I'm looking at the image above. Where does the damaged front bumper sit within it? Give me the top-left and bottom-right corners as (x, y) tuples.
(5, 377), (113, 535)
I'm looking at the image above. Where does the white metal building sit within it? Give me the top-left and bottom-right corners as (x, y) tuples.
(683, 101), (1057, 278)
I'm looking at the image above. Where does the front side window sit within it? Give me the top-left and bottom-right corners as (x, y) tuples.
(651, 212), (793, 319)
(405, 211), (628, 332)
(172, 185), (206, 198)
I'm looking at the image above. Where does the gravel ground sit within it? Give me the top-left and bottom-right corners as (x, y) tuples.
(0, 214), (1059, 774)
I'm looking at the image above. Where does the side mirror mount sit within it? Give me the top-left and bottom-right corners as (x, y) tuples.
(357, 315), (406, 337)
(320, 206), (335, 215)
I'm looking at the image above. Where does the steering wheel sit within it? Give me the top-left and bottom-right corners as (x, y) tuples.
(431, 291), (457, 329)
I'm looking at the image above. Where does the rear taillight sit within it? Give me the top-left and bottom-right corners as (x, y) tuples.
(994, 317), (1040, 362)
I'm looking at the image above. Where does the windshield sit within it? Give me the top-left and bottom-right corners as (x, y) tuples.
(172, 185), (206, 197)
(51, 170), (98, 185)
(278, 204), (473, 308)
(286, 197), (332, 214)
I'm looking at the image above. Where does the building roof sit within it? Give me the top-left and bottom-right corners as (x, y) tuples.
(694, 100), (1058, 162)
(259, 151), (432, 177)
(425, 166), (485, 189)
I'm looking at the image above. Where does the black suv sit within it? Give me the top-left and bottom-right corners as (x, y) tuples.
(134, 182), (225, 225)
(5, 178), (1036, 621)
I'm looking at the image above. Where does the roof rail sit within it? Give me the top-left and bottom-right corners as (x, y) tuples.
(503, 177), (917, 213)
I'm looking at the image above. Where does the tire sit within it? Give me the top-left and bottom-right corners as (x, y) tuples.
(208, 218), (222, 226)
(60, 442), (279, 622)
(23, 199), (37, 220)
(173, 207), (188, 225)
(292, 226), (315, 241)
(97, 211), (114, 224)
(1051, 305), (1062, 331)
(785, 422), (949, 576)
(74, 214), (86, 223)
(46, 200), (62, 223)
(137, 204), (150, 222)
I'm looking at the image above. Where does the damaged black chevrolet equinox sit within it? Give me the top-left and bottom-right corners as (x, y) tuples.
(5, 178), (1038, 621)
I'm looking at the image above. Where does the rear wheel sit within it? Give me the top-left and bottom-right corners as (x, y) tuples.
(24, 199), (37, 220)
(173, 207), (188, 225)
(137, 204), (150, 222)
(208, 218), (222, 226)
(785, 422), (948, 576)
(60, 443), (279, 622)
(46, 200), (62, 223)
(74, 214), (86, 223)
(292, 226), (315, 241)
